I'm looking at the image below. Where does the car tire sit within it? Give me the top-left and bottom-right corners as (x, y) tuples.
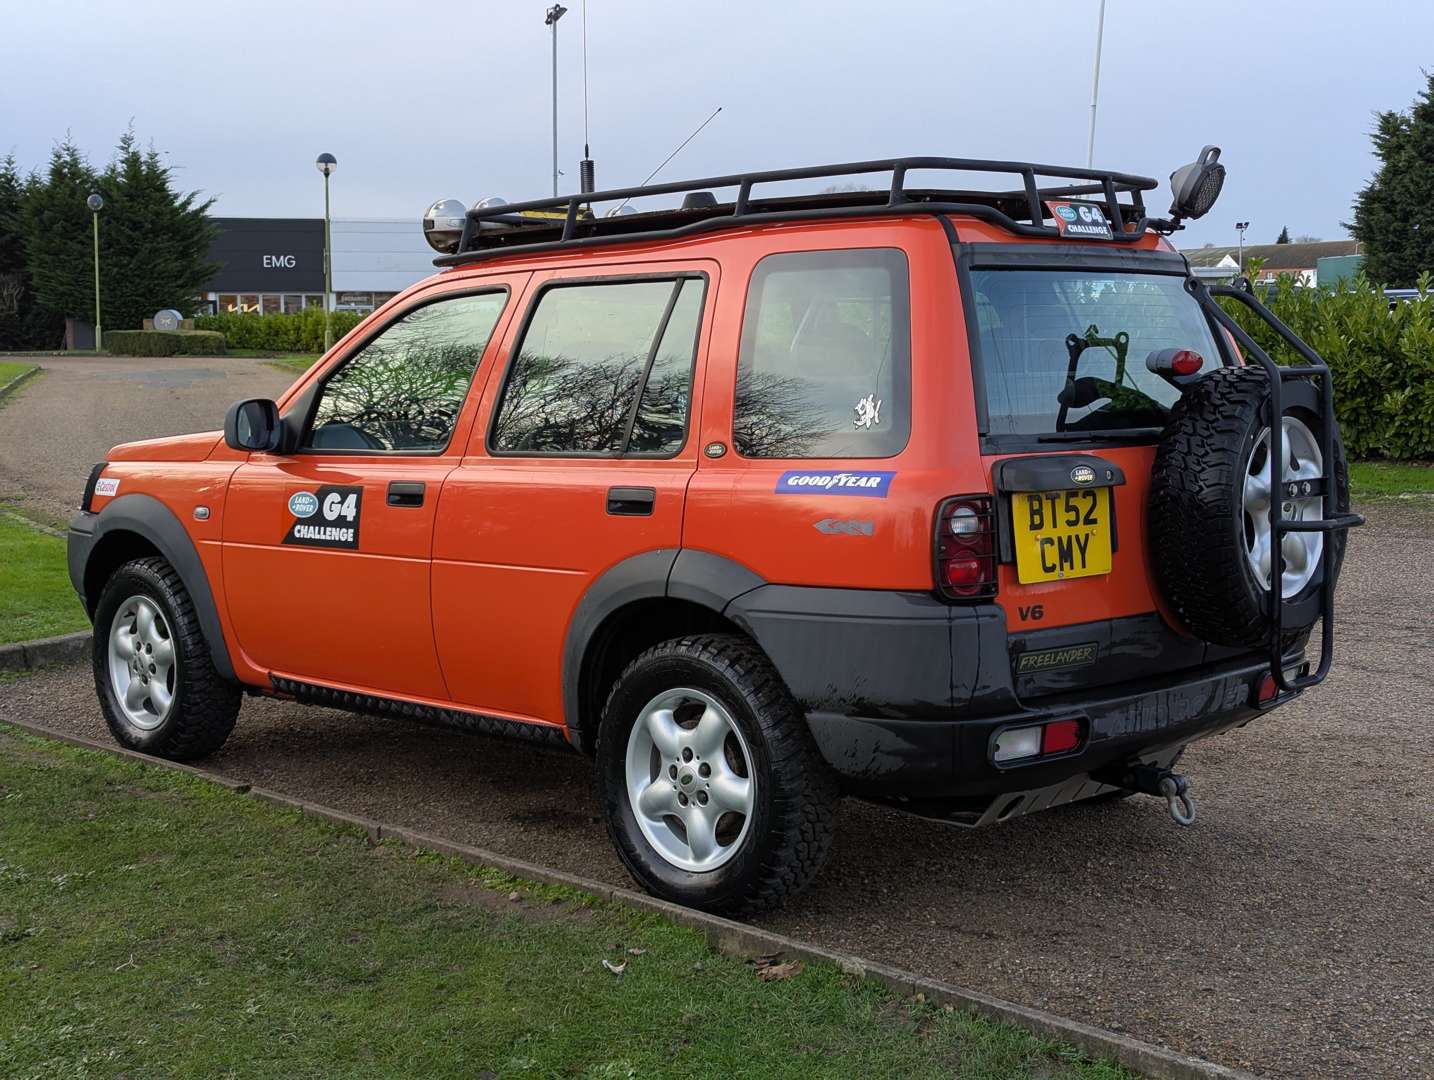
(1148, 366), (1350, 647)
(92, 557), (241, 761)
(595, 633), (838, 915)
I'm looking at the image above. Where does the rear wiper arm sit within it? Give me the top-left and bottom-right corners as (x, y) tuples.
(1037, 427), (1163, 443)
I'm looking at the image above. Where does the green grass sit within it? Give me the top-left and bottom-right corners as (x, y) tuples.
(0, 729), (1131, 1080)
(1349, 460), (1434, 499)
(0, 515), (87, 644)
(266, 354), (321, 375)
(0, 361), (37, 389)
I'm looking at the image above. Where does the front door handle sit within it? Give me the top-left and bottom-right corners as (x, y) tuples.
(606, 486), (655, 516)
(387, 481), (425, 508)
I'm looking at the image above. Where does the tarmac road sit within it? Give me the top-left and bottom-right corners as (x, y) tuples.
(1, 355), (1430, 1076)
(0, 353), (292, 526)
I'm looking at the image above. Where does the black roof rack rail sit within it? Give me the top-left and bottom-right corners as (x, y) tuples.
(433, 156), (1161, 267)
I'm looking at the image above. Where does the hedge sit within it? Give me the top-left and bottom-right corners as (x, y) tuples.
(105, 330), (226, 357)
(1218, 267), (1434, 460)
(194, 307), (365, 353)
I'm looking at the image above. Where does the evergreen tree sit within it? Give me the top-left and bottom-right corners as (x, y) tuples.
(16, 139), (99, 328)
(1276, 225), (1291, 244)
(1350, 73), (1434, 287)
(0, 156), (63, 348)
(96, 131), (218, 331)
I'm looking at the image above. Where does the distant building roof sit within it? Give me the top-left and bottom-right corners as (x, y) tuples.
(1179, 239), (1359, 269)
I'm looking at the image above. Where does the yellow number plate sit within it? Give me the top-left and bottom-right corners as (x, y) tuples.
(1012, 489), (1113, 584)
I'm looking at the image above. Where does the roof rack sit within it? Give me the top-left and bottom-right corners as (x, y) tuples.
(434, 156), (1161, 267)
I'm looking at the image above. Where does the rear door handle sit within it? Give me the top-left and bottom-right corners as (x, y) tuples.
(387, 481), (426, 508)
(606, 486), (655, 516)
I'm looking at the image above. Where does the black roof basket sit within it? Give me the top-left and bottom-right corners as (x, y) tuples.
(434, 156), (1160, 266)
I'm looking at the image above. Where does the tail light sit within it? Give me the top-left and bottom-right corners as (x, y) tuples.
(934, 495), (997, 601)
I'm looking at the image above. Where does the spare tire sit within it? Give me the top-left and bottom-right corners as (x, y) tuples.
(1148, 365), (1349, 647)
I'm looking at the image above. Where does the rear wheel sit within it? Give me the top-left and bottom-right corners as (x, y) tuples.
(595, 634), (837, 914)
(92, 557), (240, 760)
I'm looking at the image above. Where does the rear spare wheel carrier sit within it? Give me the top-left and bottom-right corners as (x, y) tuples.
(1148, 365), (1350, 648)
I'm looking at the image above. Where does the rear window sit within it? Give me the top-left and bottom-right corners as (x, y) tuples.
(968, 269), (1221, 438)
(734, 249), (910, 458)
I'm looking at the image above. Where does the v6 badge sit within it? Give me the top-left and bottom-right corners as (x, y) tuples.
(283, 485), (363, 549)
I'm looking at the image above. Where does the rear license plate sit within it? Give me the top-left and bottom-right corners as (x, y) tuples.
(1012, 490), (1113, 584)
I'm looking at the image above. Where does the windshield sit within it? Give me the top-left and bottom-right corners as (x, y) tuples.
(968, 269), (1221, 438)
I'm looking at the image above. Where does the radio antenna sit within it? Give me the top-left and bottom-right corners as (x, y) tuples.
(614, 105), (723, 212)
(579, 0), (595, 192)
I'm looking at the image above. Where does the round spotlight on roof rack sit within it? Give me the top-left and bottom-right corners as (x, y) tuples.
(473, 195), (509, 210)
(422, 198), (467, 254)
(605, 204), (637, 218)
(1168, 145), (1225, 222)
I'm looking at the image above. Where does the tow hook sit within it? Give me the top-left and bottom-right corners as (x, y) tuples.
(1091, 763), (1197, 826)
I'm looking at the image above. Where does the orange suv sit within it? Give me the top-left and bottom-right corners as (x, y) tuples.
(68, 150), (1361, 912)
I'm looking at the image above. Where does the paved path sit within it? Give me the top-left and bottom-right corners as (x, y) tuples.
(3, 501), (1430, 1078)
(0, 354), (292, 526)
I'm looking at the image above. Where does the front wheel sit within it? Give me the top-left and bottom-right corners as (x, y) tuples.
(595, 634), (837, 914)
(92, 557), (241, 761)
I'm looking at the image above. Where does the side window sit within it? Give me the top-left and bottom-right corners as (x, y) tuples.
(734, 249), (910, 458)
(304, 291), (507, 452)
(491, 277), (703, 456)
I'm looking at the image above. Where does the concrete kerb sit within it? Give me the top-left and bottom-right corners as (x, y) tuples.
(0, 363), (41, 402)
(0, 631), (92, 674)
(0, 716), (1254, 1080)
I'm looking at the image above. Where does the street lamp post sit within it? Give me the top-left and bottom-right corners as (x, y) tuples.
(315, 153), (338, 351)
(1086, 0), (1107, 168)
(1236, 220), (1250, 279)
(546, 4), (568, 196)
(86, 193), (103, 352)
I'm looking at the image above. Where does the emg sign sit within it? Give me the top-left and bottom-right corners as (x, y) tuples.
(262, 254), (297, 269)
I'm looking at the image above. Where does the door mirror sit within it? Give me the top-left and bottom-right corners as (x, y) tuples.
(224, 398), (282, 452)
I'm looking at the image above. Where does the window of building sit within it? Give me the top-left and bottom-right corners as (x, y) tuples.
(218, 294), (238, 312)
(490, 277), (704, 456)
(282, 294), (303, 313)
(734, 249), (910, 459)
(304, 290), (508, 453)
(239, 294), (260, 314)
(262, 295), (281, 316)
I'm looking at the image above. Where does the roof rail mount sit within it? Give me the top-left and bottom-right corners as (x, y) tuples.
(434, 155), (1160, 266)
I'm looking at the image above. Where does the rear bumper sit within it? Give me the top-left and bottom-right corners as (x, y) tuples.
(803, 651), (1280, 815)
(724, 584), (1293, 817)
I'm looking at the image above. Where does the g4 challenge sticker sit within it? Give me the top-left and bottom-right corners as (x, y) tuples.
(282, 485), (362, 549)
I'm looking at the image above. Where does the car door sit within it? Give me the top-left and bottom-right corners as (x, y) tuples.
(431, 261), (716, 725)
(222, 281), (520, 700)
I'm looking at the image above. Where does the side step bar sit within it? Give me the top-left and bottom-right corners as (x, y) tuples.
(1190, 279), (1364, 692)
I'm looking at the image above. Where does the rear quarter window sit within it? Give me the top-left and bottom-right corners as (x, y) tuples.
(734, 248), (911, 459)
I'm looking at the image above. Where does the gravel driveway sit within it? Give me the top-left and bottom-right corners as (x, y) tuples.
(3, 500), (1430, 1078)
(0, 354), (292, 526)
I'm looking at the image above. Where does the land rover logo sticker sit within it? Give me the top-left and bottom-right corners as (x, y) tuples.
(1015, 642), (1099, 674)
(288, 491), (319, 518)
(1070, 464), (1096, 486)
(282, 484), (362, 549)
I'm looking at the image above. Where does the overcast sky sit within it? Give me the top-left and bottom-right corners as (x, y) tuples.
(4, 0), (1429, 249)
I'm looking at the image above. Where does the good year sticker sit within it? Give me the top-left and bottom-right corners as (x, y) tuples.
(282, 485), (363, 549)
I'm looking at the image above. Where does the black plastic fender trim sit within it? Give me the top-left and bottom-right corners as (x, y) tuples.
(560, 548), (681, 751)
(69, 494), (238, 682)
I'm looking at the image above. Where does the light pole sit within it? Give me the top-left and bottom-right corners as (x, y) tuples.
(86, 193), (103, 351)
(546, 4), (568, 196)
(315, 153), (337, 351)
(1086, 0), (1107, 168)
(1236, 220), (1250, 278)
